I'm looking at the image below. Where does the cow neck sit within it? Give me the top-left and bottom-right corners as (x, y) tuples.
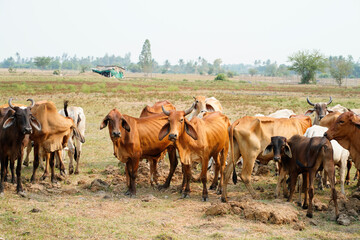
(347, 126), (360, 169)
(175, 121), (199, 160)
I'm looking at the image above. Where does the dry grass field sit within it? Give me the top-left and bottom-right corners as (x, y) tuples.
(0, 70), (360, 239)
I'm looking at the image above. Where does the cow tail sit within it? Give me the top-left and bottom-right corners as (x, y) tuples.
(230, 120), (240, 185)
(74, 147), (78, 162)
(64, 100), (69, 117)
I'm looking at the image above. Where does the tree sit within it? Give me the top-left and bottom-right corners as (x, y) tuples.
(213, 58), (222, 74)
(329, 56), (353, 86)
(248, 68), (258, 76)
(162, 60), (171, 74)
(34, 56), (52, 69)
(288, 50), (326, 84)
(139, 39), (153, 75)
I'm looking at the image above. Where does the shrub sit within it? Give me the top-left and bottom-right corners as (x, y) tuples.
(167, 85), (179, 91)
(8, 67), (16, 73)
(227, 71), (235, 78)
(53, 69), (61, 75)
(214, 73), (228, 81)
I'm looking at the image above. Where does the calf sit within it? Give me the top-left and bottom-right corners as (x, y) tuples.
(0, 98), (41, 196)
(304, 125), (349, 194)
(263, 135), (339, 219)
(159, 106), (230, 201)
(58, 101), (86, 174)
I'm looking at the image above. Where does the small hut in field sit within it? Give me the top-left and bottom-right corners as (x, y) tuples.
(92, 65), (125, 79)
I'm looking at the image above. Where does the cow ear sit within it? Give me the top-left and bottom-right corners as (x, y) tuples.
(262, 144), (273, 156)
(121, 118), (130, 132)
(351, 115), (360, 129)
(3, 117), (15, 129)
(30, 116), (42, 131)
(206, 104), (215, 112)
(158, 122), (170, 141)
(73, 127), (85, 143)
(284, 143), (292, 158)
(100, 116), (109, 130)
(184, 119), (198, 140)
(305, 109), (315, 116)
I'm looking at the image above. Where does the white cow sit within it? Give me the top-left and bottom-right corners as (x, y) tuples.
(254, 109), (295, 118)
(188, 96), (223, 120)
(58, 103), (86, 174)
(304, 125), (349, 195)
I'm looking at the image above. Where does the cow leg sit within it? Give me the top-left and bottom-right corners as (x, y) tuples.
(3, 158), (9, 182)
(49, 152), (57, 183)
(323, 171), (330, 188)
(217, 147), (228, 195)
(221, 142), (240, 202)
(159, 148), (177, 190)
(306, 170), (315, 218)
(201, 157), (210, 201)
(209, 154), (220, 191)
(74, 145), (81, 175)
(124, 163), (130, 195)
(302, 172), (309, 209)
(9, 159), (15, 184)
(30, 143), (40, 183)
(40, 153), (50, 181)
(0, 156), (5, 195)
(181, 164), (191, 199)
(339, 161), (346, 195)
(324, 160), (339, 219)
(287, 173), (298, 203)
(125, 159), (139, 197)
(354, 169), (359, 181)
(346, 160), (351, 185)
(275, 166), (286, 198)
(16, 155), (24, 194)
(56, 150), (66, 176)
(68, 148), (74, 175)
(149, 159), (158, 186)
(317, 170), (323, 190)
(23, 141), (32, 167)
(240, 152), (259, 199)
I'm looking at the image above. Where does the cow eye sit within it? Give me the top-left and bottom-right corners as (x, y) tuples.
(180, 119), (184, 123)
(339, 120), (344, 124)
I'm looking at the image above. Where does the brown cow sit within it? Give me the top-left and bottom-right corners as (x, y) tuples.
(30, 101), (85, 183)
(100, 108), (177, 196)
(263, 135), (339, 219)
(325, 112), (360, 186)
(305, 97), (333, 125)
(139, 100), (176, 118)
(222, 115), (312, 202)
(159, 106), (230, 201)
(0, 98), (41, 196)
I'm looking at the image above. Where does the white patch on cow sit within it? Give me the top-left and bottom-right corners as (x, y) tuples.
(19, 106), (27, 109)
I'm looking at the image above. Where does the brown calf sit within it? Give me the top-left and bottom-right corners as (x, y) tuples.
(263, 135), (339, 219)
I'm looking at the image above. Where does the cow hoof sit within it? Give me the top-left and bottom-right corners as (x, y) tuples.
(306, 212), (313, 218)
(0, 192), (4, 198)
(202, 197), (209, 202)
(297, 201), (302, 207)
(18, 191), (27, 198)
(124, 190), (131, 196)
(209, 185), (217, 190)
(74, 170), (79, 175)
(221, 197), (227, 203)
(157, 184), (168, 191)
(302, 204), (308, 209)
(23, 162), (29, 167)
(216, 189), (222, 195)
(346, 181), (350, 185)
(11, 179), (16, 184)
(325, 184), (330, 188)
(40, 175), (47, 181)
(30, 177), (36, 184)
(69, 168), (74, 175)
(181, 193), (190, 199)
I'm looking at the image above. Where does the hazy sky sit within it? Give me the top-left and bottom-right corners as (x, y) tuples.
(1, 0), (359, 65)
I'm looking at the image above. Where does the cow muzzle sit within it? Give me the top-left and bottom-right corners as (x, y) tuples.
(23, 127), (33, 135)
(112, 131), (121, 138)
(273, 156), (281, 162)
(168, 133), (178, 142)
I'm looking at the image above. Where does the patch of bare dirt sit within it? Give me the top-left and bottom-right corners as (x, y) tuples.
(205, 198), (299, 225)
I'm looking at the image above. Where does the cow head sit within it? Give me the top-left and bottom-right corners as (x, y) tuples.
(3, 98), (41, 134)
(159, 103), (197, 142)
(263, 136), (292, 163)
(100, 108), (130, 139)
(305, 97), (333, 124)
(192, 96), (216, 117)
(324, 112), (360, 142)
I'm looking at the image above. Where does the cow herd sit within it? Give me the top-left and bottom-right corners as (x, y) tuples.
(1, 96), (360, 221)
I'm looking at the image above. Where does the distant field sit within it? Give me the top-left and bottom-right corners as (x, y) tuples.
(0, 70), (359, 239)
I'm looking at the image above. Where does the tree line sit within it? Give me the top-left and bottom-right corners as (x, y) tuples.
(1, 40), (360, 86)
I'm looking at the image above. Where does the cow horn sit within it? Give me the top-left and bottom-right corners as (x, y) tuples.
(193, 96), (196, 100)
(306, 97), (314, 106)
(327, 96), (333, 105)
(27, 98), (35, 108)
(8, 97), (15, 109)
(162, 105), (170, 116)
(184, 103), (195, 116)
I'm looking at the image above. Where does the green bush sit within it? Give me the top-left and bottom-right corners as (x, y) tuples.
(227, 71), (235, 78)
(214, 73), (228, 81)
(53, 69), (60, 75)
